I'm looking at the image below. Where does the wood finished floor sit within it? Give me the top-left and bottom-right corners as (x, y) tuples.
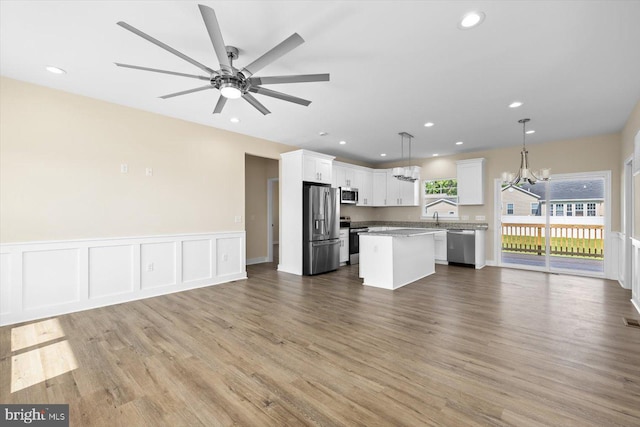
(1, 263), (640, 426)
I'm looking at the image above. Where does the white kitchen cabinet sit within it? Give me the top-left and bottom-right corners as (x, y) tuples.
(457, 158), (485, 205)
(355, 169), (373, 206)
(303, 152), (333, 185)
(333, 163), (356, 188)
(434, 231), (447, 264)
(339, 228), (349, 264)
(386, 170), (420, 206)
(372, 171), (387, 206)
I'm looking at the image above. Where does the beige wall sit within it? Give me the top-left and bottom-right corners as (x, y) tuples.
(0, 77), (294, 243)
(370, 133), (622, 260)
(621, 99), (640, 238)
(245, 155), (278, 261)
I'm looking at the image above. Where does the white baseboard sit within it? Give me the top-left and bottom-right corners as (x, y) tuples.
(246, 256), (269, 265)
(0, 231), (246, 326)
(485, 259), (497, 267)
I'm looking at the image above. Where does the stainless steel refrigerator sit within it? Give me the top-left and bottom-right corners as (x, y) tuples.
(303, 183), (340, 275)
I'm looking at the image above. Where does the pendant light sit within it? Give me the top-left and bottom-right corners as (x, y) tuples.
(392, 132), (420, 182)
(502, 118), (550, 185)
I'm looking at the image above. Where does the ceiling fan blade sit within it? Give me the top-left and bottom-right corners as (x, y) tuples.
(198, 5), (232, 74)
(117, 21), (216, 75)
(248, 74), (330, 86)
(242, 93), (271, 115)
(159, 85), (213, 99)
(241, 33), (304, 77)
(213, 95), (227, 114)
(115, 63), (211, 81)
(249, 86), (311, 106)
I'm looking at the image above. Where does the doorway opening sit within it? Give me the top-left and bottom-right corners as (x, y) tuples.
(499, 172), (610, 277)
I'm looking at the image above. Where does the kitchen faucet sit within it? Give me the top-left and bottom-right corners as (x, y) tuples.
(433, 211), (440, 227)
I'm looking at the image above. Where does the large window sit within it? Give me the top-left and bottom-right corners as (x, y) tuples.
(423, 178), (458, 218)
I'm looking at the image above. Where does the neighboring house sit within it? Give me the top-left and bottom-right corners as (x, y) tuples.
(501, 179), (605, 217)
(501, 185), (541, 216)
(424, 198), (458, 218)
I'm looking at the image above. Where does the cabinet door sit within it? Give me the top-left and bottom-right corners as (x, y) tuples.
(339, 230), (349, 263)
(372, 171), (387, 206)
(386, 171), (402, 205)
(434, 231), (447, 262)
(355, 169), (372, 206)
(399, 179), (419, 206)
(457, 159), (484, 205)
(316, 158), (332, 184)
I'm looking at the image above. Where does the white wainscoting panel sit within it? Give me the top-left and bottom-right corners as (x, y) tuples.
(216, 237), (243, 277)
(182, 239), (212, 283)
(89, 245), (134, 299)
(632, 238), (640, 315)
(0, 253), (12, 315)
(23, 249), (80, 311)
(0, 232), (246, 326)
(141, 242), (177, 290)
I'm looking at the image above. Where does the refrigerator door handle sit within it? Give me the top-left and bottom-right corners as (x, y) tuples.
(324, 191), (329, 237)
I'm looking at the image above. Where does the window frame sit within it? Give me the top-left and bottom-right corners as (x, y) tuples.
(422, 178), (459, 219)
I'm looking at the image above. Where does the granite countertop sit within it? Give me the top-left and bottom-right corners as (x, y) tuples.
(351, 221), (489, 230)
(363, 228), (442, 237)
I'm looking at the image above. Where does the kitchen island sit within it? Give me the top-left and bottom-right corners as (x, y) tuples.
(359, 228), (440, 290)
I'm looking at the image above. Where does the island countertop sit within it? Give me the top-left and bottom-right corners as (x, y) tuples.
(363, 228), (443, 237)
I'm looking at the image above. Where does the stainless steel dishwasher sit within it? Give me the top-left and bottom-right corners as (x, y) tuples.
(447, 230), (475, 267)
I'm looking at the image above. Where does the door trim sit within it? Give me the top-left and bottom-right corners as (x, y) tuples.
(267, 178), (279, 263)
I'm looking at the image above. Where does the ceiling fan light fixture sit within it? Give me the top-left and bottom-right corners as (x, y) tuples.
(220, 82), (242, 99)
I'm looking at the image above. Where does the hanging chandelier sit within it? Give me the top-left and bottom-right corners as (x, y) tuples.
(392, 132), (420, 182)
(502, 118), (550, 185)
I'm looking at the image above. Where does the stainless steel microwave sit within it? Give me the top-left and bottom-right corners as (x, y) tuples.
(339, 187), (358, 204)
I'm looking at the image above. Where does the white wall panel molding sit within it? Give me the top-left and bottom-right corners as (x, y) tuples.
(632, 238), (640, 315)
(0, 232), (246, 326)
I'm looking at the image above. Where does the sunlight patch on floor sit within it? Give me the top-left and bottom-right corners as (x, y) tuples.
(11, 318), (66, 352)
(11, 318), (78, 393)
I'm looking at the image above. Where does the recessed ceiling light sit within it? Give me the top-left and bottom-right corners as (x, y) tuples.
(459, 11), (485, 29)
(456, 141), (464, 145)
(424, 122), (435, 127)
(433, 154), (439, 157)
(230, 117), (240, 123)
(526, 130), (535, 134)
(509, 101), (523, 108)
(380, 153), (387, 157)
(318, 131), (328, 136)
(45, 66), (66, 74)
(339, 140), (346, 145)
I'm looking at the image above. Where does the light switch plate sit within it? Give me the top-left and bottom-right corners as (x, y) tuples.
(475, 215), (486, 221)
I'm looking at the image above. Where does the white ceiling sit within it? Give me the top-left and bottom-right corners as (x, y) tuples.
(2, 1), (639, 164)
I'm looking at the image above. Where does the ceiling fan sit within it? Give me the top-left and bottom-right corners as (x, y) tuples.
(115, 4), (329, 115)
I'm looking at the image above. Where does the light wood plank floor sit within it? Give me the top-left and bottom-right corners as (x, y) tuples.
(2, 263), (640, 426)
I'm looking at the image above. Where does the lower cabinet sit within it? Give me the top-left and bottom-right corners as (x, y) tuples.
(434, 231), (447, 264)
(339, 229), (349, 264)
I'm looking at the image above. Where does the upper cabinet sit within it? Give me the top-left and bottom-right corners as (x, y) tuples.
(386, 169), (420, 206)
(372, 171), (388, 206)
(457, 158), (485, 205)
(333, 164), (356, 188)
(302, 152), (333, 185)
(355, 169), (373, 206)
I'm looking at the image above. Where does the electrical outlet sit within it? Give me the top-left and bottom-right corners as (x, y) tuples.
(234, 215), (242, 223)
(146, 263), (154, 272)
(145, 168), (153, 176)
(120, 163), (128, 173)
(475, 215), (486, 221)
(223, 254), (228, 261)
